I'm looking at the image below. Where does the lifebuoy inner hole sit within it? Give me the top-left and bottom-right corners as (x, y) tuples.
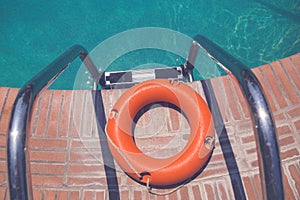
(132, 101), (191, 159)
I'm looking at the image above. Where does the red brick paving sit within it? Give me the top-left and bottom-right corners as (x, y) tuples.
(59, 91), (73, 138)
(261, 64), (289, 110)
(0, 53), (299, 199)
(0, 88), (18, 134)
(252, 67), (277, 112)
(283, 57), (300, 92)
(47, 90), (63, 137)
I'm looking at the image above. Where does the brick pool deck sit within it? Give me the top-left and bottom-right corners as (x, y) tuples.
(0, 53), (299, 199)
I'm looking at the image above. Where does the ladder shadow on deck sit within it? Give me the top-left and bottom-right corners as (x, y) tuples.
(91, 79), (247, 200)
(93, 90), (120, 200)
(201, 79), (247, 200)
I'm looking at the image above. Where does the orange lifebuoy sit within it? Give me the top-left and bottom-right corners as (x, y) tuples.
(106, 79), (215, 187)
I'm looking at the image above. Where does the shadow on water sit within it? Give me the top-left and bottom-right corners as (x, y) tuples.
(255, 0), (300, 24)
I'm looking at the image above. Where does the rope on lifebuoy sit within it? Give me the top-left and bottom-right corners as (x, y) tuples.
(106, 79), (215, 190)
(105, 116), (142, 179)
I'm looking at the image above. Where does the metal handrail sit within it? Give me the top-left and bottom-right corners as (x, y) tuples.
(7, 45), (100, 200)
(7, 36), (284, 199)
(192, 35), (284, 199)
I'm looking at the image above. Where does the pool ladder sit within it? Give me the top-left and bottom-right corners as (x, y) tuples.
(7, 35), (284, 200)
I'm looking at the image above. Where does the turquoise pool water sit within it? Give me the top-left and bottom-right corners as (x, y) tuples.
(1, 0), (299, 89)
